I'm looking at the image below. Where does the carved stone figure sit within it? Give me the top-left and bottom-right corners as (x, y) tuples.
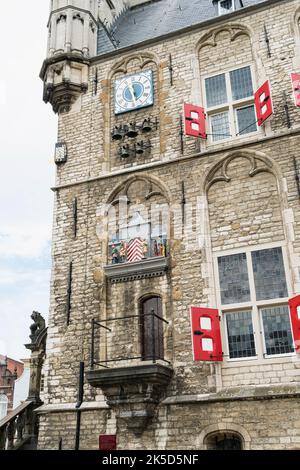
(29, 312), (46, 343)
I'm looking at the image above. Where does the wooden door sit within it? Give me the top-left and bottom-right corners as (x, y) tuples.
(141, 297), (164, 361)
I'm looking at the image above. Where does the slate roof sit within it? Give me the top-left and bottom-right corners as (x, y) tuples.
(97, 0), (267, 55)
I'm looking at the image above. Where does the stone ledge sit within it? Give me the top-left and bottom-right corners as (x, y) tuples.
(35, 401), (109, 414)
(162, 382), (300, 405)
(104, 257), (169, 283)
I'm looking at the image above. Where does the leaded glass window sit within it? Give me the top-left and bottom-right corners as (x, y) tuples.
(252, 248), (288, 300)
(204, 65), (257, 142)
(205, 73), (227, 108)
(218, 253), (250, 305)
(210, 112), (230, 141)
(236, 105), (257, 135)
(217, 246), (293, 361)
(226, 311), (256, 358)
(230, 67), (253, 100)
(261, 306), (294, 355)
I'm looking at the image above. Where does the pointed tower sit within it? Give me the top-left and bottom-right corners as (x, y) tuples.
(40, 0), (98, 113)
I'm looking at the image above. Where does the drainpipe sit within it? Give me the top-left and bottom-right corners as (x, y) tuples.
(75, 362), (85, 451)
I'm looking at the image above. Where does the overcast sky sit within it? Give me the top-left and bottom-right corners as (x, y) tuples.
(0, 2), (57, 360)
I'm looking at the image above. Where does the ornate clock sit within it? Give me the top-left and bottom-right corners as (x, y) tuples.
(114, 70), (154, 115)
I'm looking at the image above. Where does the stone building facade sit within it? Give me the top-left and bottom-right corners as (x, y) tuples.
(37, 0), (300, 450)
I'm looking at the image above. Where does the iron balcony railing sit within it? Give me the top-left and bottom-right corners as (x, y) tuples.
(90, 312), (170, 369)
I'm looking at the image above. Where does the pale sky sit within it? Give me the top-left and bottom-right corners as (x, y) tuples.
(0, 2), (57, 360)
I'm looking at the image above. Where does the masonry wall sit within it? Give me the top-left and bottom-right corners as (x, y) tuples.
(38, 0), (300, 450)
(37, 397), (300, 450)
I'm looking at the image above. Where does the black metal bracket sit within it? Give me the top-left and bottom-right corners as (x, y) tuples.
(283, 91), (291, 129)
(181, 181), (186, 225)
(179, 116), (184, 154)
(264, 24), (271, 58)
(293, 156), (300, 200)
(169, 54), (174, 86)
(93, 68), (98, 96)
(66, 262), (73, 326)
(73, 198), (78, 238)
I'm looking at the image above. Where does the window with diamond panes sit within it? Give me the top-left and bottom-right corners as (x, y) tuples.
(218, 253), (251, 305)
(252, 247), (288, 301)
(204, 66), (257, 142)
(226, 310), (256, 359)
(261, 306), (294, 356)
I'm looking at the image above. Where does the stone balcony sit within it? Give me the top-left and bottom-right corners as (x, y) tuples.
(86, 362), (173, 435)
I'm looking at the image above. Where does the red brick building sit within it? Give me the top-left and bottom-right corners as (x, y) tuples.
(0, 355), (24, 417)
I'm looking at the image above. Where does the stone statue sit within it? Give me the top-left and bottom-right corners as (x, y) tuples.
(30, 311), (46, 343)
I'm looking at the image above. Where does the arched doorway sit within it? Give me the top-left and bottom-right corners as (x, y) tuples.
(140, 296), (164, 361)
(205, 431), (243, 450)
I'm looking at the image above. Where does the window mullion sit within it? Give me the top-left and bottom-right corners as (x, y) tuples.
(226, 72), (235, 137)
(246, 250), (264, 359)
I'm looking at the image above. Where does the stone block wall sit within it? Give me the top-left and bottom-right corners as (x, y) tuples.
(38, 0), (300, 450)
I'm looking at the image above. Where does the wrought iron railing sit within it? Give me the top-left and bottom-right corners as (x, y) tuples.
(90, 312), (170, 369)
(0, 400), (37, 450)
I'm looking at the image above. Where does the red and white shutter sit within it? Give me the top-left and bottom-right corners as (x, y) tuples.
(288, 295), (300, 354)
(127, 238), (143, 263)
(184, 103), (207, 139)
(254, 80), (273, 126)
(291, 73), (300, 108)
(190, 307), (223, 362)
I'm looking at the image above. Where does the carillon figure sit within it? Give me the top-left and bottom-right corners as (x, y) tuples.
(142, 239), (149, 258)
(111, 244), (120, 264)
(119, 241), (127, 263)
(158, 237), (166, 257)
(153, 239), (159, 257)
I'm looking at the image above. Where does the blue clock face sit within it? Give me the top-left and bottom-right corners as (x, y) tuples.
(114, 70), (154, 115)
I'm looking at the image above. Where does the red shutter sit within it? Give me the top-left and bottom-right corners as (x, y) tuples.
(184, 103), (207, 139)
(288, 295), (300, 353)
(190, 307), (223, 362)
(254, 80), (273, 126)
(291, 73), (300, 108)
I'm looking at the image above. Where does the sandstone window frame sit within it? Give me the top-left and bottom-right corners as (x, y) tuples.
(214, 241), (296, 365)
(202, 64), (260, 145)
